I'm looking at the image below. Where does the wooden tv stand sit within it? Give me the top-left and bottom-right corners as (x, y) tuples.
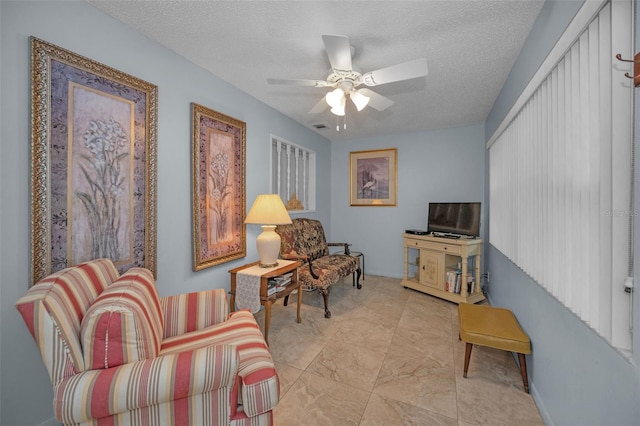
(401, 233), (485, 304)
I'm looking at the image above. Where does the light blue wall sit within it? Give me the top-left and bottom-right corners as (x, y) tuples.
(485, 0), (640, 425)
(0, 2), (331, 424)
(4, 0), (639, 425)
(330, 125), (486, 279)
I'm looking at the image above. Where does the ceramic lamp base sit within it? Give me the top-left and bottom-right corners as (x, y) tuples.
(256, 225), (281, 268)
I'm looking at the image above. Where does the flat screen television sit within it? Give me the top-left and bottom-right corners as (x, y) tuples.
(427, 202), (481, 238)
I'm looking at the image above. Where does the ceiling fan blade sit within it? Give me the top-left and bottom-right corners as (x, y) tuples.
(357, 89), (394, 111)
(362, 58), (428, 86)
(267, 78), (329, 87)
(308, 97), (328, 114)
(322, 35), (352, 73)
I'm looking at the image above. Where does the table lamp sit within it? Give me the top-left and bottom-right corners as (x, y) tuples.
(244, 194), (292, 267)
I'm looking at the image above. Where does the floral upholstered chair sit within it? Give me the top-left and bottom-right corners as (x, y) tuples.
(276, 218), (361, 318)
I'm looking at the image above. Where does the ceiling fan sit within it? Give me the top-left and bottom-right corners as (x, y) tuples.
(267, 35), (428, 119)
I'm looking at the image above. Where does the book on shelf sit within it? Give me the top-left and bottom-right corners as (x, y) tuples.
(467, 275), (475, 294)
(445, 271), (475, 294)
(274, 274), (292, 286)
(267, 273), (293, 296)
(267, 280), (277, 296)
(445, 270), (461, 293)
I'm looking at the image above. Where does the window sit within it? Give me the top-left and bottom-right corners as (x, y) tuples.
(488, 0), (633, 352)
(270, 135), (316, 212)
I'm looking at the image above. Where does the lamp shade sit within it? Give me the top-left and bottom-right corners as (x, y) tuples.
(330, 103), (346, 116)
(245, 194), (292, 225)
(325, 88), (345, 108)
(245, 194), (292, 267)
(351, 89), (370, 111)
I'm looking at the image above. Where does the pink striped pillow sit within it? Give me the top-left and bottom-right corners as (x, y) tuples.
(80, 268), (164, 369)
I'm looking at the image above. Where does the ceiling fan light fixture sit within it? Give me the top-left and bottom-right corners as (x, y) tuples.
(268, 35), (428, 128)
(351, 90), (370, 111)
(330, 102), (346, 116)
(325, 88), (345, 109)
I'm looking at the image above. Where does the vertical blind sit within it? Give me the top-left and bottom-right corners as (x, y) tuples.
(271, 136), (315, 211)
(488, 0), (633, 350)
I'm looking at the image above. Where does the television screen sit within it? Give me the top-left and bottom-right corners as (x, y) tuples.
(427, 202), (481, 237)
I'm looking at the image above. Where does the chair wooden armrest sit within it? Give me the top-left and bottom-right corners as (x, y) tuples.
(328, 242), (352, 255)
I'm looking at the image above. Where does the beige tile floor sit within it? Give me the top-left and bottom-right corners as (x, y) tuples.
(254, 274), (544, 426)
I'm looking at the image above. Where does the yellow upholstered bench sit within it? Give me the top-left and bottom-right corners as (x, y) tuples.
(458, 302), (532, 393)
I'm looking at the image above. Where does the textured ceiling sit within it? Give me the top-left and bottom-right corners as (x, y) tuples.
(88, 0), (544, 142)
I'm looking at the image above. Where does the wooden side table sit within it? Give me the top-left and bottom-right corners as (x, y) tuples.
(228, 260), (301, 343)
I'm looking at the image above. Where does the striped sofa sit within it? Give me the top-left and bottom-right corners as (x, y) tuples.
(15, 258), (279, 425)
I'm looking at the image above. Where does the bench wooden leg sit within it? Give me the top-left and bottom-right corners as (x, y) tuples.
(518, 353), (530, 393)
(322, 291), (331, 318)
(463, 342), (472, 378)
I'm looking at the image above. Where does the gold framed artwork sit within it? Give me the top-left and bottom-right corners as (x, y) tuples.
(349, 148), (397, 206)
(192, 103), (246, 270)
(30, 37), (158, 284)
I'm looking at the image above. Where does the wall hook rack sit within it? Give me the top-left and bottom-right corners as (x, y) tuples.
(615, 53), (640, 87)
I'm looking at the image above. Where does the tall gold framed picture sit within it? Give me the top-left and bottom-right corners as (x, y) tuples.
(349, 148), (397, 206)
(192, 103), (246, 270)
(30, 37), (158, 284)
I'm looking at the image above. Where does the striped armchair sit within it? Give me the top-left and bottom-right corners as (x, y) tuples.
(15, 259), (279, 425)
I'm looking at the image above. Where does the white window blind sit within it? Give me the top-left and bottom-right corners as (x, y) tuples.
(270, 135), (316, 212)
(488, 0), (633, 351)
